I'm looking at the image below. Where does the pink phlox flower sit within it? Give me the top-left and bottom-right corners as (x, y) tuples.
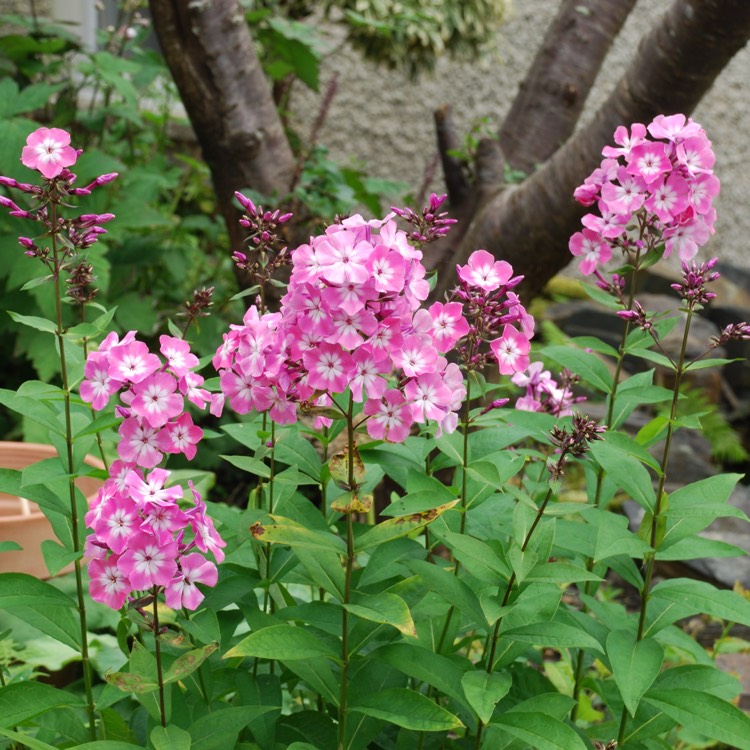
(645, 173), (690, 223)
(457, 249), (513, 292)
(601, 123), (647, 158)
(599, 168), (646, 215)
(569, 229), (612, 275)
(316, 231), (371, 285)
(350, 347), (389, 402)
(378, 219), (422, 261)
(180, 372), (211, 409)
(165, 553), (218, 610)
(647, 114), (703, 142)
(581, 205), (628, 239)
(93, 494), (141, 554)
(186, 482), (226, 562)
(130, 372), (184, 428)
(511, 361), (551, 391)
(427, 301), (470, 353)
(118, 531), (178, 589)
(141, 503), (189, 544)
(663, 217), (711, 262)
(117, 417), (163, 468)
(490, 325), (531, 375)
(269, 389), (298, 425)
(80, 351), (123, 411)
(313, 394), (334, 430)
(108, 340), (161, 384)
(626, 141), (672, 184)
(290, 242), (326, 284)
(213, 329), (240, 371)
(219, 367), (274, 414)
(367, 245), (407, 293)
(363, 389), (413, 443)
(303, 342), (355, 393)
(688, 172), (720, 215)
(127, 468), (183, 508)
(403, 262), (430, 307)
(392, 334), (438, 378)
(209, 392), (225, 418)
(89, 554), (131, 609)
(675, 136), (716, 176)
(366, 316), (404, 361)
(326, 307), (378, 350)
(157, 413), (204, 460)
(322, 279), (376, 316)
(21, 127), (78, 179)
(404, 372), (452, 423)
(159, 335), (199, 376)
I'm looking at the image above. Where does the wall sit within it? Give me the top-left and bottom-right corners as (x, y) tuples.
(291, 0), (750, 269)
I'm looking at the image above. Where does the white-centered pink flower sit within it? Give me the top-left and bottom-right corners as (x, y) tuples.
(457, 250), (513, 292)
(21, 127), (78, 179)
(119, 532), (178, 590)
(130, 372), (184, 428)
(89, 556), (131, 609)
(490, 325), (531, 375)
(165, 553), (218, 610)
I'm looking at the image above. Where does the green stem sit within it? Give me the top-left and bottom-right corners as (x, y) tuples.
(338, 397), (356, 750)
(571, 259), (640, 721)
(152, 590), (167, 728)
(617, 308), (694, 747)
(51, 211), (97, 741)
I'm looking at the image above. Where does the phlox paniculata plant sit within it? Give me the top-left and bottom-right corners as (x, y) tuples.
(214, 196), (535, 440)
(80, 331), (226, 610)
(570, 113), (719, 276)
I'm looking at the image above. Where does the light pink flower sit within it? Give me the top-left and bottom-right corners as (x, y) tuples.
(80, 351), (122, 410)
(491, 325), (531, 375)
(363, 389), (412, 443)
(89, 555), (131, 609)
(159, 335), (199, 376)
(118, 417), (163, 468)
(118, 532), (178, 590)
(456, 250), (512, 292)
(130, 372), (184, 428)
(108, 340), (161, 384)
(569, 229), (612, 275)
(165, 553), (218, 610)
(21, 127), (78, 179)
(157, 413), (204, 460)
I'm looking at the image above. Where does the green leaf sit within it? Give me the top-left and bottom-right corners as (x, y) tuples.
(224, 624), (339, 661)
(650, 578), (750, 627)
(461, 671), (512, 723)
(492, 711), (588, 750)
(0, 682), (83, 728)
(372, 643), (469, 708)
(0, 541), (22, 552)
(251, 520), (346, 554)
(351, 687), (463, 731)
(607, 629), (663, 716)
(345, 592), (415, 636)
(150, 726), (192, 750)
(543, 344), (612, 393)
(0, 573), (81, 649)
(41, 539), (81, 576)
(220, 454), (271, 478)
(190, 706), (277, 750)
(0, 727), (58, 750)
(645, 689), (750, 749)
(7, 311), (57, 333)
(590, 440), (657, 511)
(503, 622), (603, 653)
(163, 643), (218, 684)
(355, 499), (458, 552)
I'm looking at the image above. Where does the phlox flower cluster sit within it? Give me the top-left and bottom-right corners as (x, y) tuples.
(80, 331), (226, 610)
(511, 363), (582, 417)
(570, 114), (719, 275)
(215, 197), (533, 441)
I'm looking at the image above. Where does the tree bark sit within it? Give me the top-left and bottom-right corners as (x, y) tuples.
(148, 0), (295, 254)
(433, 0), (750, 301)
(498, 0), (638, 175)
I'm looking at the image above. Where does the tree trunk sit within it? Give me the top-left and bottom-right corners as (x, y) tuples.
(148, 0), (295, 255)
(434, 0), (750, 301)
(498, 0), (638, 175)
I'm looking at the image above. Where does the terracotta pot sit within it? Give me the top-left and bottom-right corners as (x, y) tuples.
(0, 442), (105, 578)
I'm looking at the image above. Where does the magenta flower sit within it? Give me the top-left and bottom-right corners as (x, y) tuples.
(21, 127), (78, 179)
(363, 389), (413, 443)
(80, 351), (123, 410)
(89, 556), (131, 610)
(569, 229), (612, 276)
(119, 532), (178, 589)
(165, 553), (218, 610)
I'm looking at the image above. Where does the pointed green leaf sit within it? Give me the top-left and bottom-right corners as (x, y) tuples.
(355, 499), (458, 552)
(345, 592), (415, 636)
(0, 682), (83, 728)
(650, 578), (750, 627)
(607, 629), (663, 716)
(503, 622), (603, 653)
(645, 689), (750, 749)
(7, 311), (57, 333)
(224, 624), (339, 661)
(150, 726), (191, 750)
(493, 711), (588, 750)
(351, 687), (463, 731)
(190, 706), (278, 750)
(461, 671), (512, 723)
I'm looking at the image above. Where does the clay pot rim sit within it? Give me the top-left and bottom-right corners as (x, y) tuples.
(0, 441), (105, 524)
